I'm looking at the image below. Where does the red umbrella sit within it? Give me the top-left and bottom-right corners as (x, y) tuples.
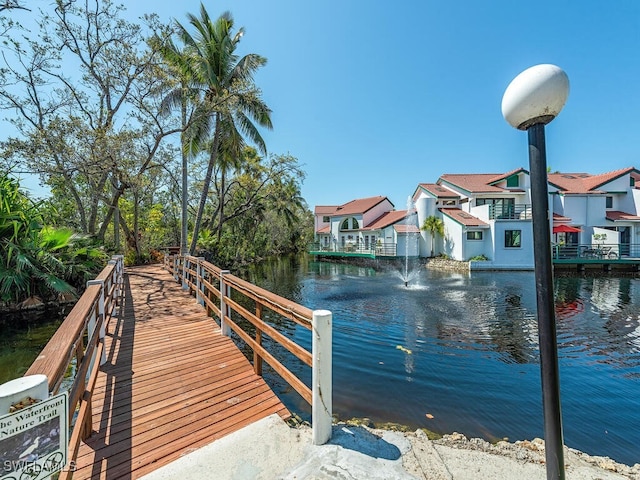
(552, 224), (582, 233)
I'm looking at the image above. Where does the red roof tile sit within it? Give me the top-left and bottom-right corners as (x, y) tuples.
(553, 213), (572, 223)
(606, 210), (640, 221)
(315, 205), (338, 215)
(329, 196), (391, 216)
(548, 167), (637, 194)
(394, 224), (421, 233)
(439, 208), (489, 227)
(364, 210), (410, 230)
(414, 183), (460, 199)
(438, 174), (515, 194)
(487, 168), (528, 185)
(316, 225), (330, 234)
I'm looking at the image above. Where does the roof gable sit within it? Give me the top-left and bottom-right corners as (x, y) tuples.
(440, 208), (489, 227)
(438, 174), (514, 194)
(487, 167), (529, 185)
(365, 209), (410, 230)
(330, 196), (392, 216)
(414, 183), (460, 199)
(548, 167), (638, 194)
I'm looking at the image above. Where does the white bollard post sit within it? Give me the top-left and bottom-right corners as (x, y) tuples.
(219, 270), (231, 336)
(0, 375), (49, 414)
(87, 279), (107, 365)
(312, 309), (332, 445)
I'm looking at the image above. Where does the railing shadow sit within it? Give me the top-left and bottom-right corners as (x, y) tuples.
(85, 273), (135, 479)
(328, 425), (402, 460)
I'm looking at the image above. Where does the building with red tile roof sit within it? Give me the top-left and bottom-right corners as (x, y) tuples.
(411, 167), (640, 268)
(312, 196), (419, 257)
(312, 167), (640, 268)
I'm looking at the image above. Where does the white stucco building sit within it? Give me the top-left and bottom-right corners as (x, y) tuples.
(312, 167), (640, 270)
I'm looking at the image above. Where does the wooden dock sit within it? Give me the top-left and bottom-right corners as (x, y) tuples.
(72, 264), (290, 479)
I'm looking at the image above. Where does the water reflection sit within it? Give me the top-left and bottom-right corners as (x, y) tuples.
(245, 256), (640, 466)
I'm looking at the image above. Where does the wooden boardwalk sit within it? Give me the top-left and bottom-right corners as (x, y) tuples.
(72, 264), (290, 480)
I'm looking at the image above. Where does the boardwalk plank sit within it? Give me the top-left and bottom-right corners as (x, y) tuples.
(72, 264), (290, 480)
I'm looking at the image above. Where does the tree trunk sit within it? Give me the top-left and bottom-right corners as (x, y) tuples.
(189, 116), (220, 255)
(96, 185), (125, 241)
(180, 90), (189, 256)
(216, 168), (226, 241)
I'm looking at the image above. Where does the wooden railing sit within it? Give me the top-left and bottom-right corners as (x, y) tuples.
(165, 254), (332, 444)
(24, 255), (124, 476)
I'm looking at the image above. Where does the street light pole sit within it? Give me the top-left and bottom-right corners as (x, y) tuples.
(528, 122), (565, 480)
(502, 64), (570, 480)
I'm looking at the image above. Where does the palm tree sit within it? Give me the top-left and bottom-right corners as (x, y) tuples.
(155, 37), (199, 256)
(163, 5), (272, 255)
(421, 215), (444, 257)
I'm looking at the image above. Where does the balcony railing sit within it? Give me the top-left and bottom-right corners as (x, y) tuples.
(488, 204), (532, 220)
(552, 243), (640, 260)
(309, 242), (397, 257)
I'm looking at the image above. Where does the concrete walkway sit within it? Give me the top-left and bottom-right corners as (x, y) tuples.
(141, 414), (639, 480)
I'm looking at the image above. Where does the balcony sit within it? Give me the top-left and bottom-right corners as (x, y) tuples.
(309, 242), (397, 258)
(488, 204), (532, 220)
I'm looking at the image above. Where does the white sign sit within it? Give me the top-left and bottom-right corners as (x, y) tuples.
(0, 393), (68, 480)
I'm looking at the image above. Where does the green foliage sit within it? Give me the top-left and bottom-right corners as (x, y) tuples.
(421, 215), (445, 257)
(194, 150), (311, 268)
(469, 254), (489, 261)
(0, 175), (107, 305)
(157, 5), (273, 254)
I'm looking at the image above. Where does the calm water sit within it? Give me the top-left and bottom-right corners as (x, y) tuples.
(0, 314), (64, 384)
(3, 259), (639, 466)
(246, 256), (640, 467)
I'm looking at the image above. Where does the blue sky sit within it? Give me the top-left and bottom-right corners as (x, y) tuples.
(16, 1), (640, 211)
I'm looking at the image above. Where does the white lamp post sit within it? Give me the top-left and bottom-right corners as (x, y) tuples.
(502, 64), (569, 480)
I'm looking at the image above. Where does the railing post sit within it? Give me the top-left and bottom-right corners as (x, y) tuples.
(182, 255), (188, 289)
(112, 255), (124, 310)
(87, 279), (107, 365)
(220, 270), (231, 336)
(0, 374), (49, 414)
(196, 257), (205, 306)
(254, 304), (263, 376)
(312, 309), (332, 445)
(173, 255), (180, 282)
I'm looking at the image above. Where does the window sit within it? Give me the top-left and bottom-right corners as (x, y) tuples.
(606, 196), (613, 209)
(340, 217), (359, 230)
(467, 231), (483, 240)
(477, 198), (515, 219)
(505, 230), (521, 248)
(631, 177), (636, 187)
(442, 200), (456, 206)
(322, 216), (330, 222)
(506, 175), (519, 188)
(476, 198), (514, 207)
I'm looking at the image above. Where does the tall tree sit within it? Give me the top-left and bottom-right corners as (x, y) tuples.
(163, 4), (272, 254)
(0, 0), (180, 247)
